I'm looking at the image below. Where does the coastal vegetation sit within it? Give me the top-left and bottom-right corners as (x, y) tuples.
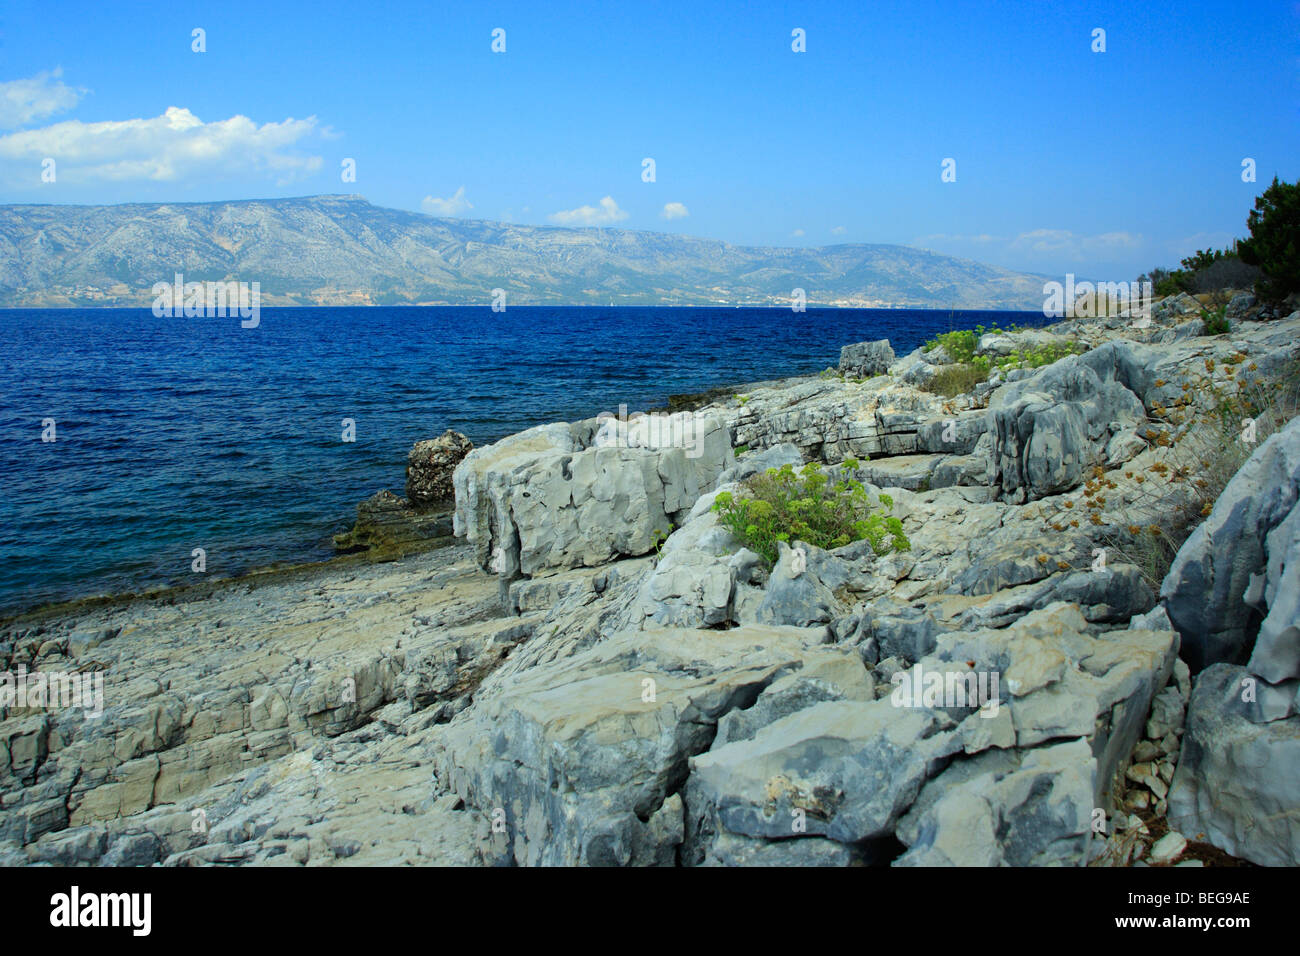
(711, 460), (910, 564)
(1143, 177), (1299, 302)
(1083, 354), (1300, 588)
(1201, 304), (1230, 335)
(919, 323), (1087, 397)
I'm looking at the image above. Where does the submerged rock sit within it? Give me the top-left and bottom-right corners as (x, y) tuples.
(332, 489), (455, 555)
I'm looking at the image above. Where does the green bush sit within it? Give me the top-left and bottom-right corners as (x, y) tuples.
(1201, 305), (1230, 335)
(994, 341), (1086, 371)
(925, 361), (988, 397)
(920, 338), (1084, 398)
(922, 322), (1017, 362)
(1154, 273), (1191, 297)
(712, 461), (909, 565)
(924, 327), (981, 362)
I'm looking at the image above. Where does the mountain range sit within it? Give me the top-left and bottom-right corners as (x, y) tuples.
(0, 195), (1049, 309)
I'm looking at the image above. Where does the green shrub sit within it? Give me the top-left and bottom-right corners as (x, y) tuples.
(925, 361), (988, 397)
(1154, 273), (1189, 297)
(994, 341), (1086, 371)
(1202, 306), (1230, 335)
(923, 328), (978, 362)
(712, 461), (909, 565)
(922, 323), (1007, 362)
(920, 323), (1086, 398)
(651, 526), (672, 559)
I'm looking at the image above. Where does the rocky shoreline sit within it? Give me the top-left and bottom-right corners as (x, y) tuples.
(2, 291), (1298, 867)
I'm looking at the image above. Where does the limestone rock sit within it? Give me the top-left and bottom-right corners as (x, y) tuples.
(1167, 663), (1300, 866)
(839, 339), (895, 378)
(894, 739), (1095, 866)
(452, 414), (733, 577)
(1226, 292), (1256, 319)
(990, 351), (1147, 502)
(1162, 415), (1300, 673)
(435, 624), (827, 866)
(683, 698), (964, 860)
(1152, 292), (1202, 322)
(406, 429), (473, 506)
(632, 488), (739, 628)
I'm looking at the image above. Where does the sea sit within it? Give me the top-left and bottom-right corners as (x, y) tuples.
(0, 306), (1047, 616)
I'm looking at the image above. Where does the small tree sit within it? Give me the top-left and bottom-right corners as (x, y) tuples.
(1238, 176), (1300, 302)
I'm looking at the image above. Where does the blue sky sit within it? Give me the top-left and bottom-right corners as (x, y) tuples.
(1, 0), (1296, 279)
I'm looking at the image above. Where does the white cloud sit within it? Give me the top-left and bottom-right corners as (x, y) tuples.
(549, 196), (628, 226)
(0, 69), (85, 129)
(791, 228), (805, 237)
(0, 106), (323, 183)
(831, 225), (846, 235)
(915, 232), (1006, 245)
(1085, 231), (1141, 249)
(422, 186), (473, 216)
(1008, 229), (1142, 256)
(660, 201), (689, 220)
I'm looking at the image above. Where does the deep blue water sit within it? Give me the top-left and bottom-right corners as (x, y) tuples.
(0, 306), (1044, 615)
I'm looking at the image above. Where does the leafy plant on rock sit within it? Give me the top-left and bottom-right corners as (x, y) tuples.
(1201, 305), (1230, 335)
(711, 460), (909, 565)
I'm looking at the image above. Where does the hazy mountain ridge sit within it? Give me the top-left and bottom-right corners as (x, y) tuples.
(0, 195), (1049, 309)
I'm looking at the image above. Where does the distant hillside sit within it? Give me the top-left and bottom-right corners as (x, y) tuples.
(0, 195), (1048, 309)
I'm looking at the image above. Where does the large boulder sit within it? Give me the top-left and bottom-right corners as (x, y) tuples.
(1225, 292), (1256, 320)
(989, 350), (1147, 502)
(894, 739), (1096, 866)
(1161, 415), (1300, 673)
(406, 429), (473, 506)
(714, 442), (803, 486)
(839, 339), (895, 378)
(955, 564), (1155, 630)
(631, 488), (742, 628)
(915, 411), (989, 456)
(729, 377), (948, 465)
(452, 413), (733, 577)
(1160, 417), (1300, 865)
(683, 698), (964, 864)
(1167, 663), (1300, 866)
(976, 329), (1076, 360)
(433, 624), (828, 866)
(907, 603), (1178, 806)
(679, 603), (1177, 865)
(1152, 292), (1201, 323)
(888, 348), (940, 388)
(756, 539), (852, 627)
